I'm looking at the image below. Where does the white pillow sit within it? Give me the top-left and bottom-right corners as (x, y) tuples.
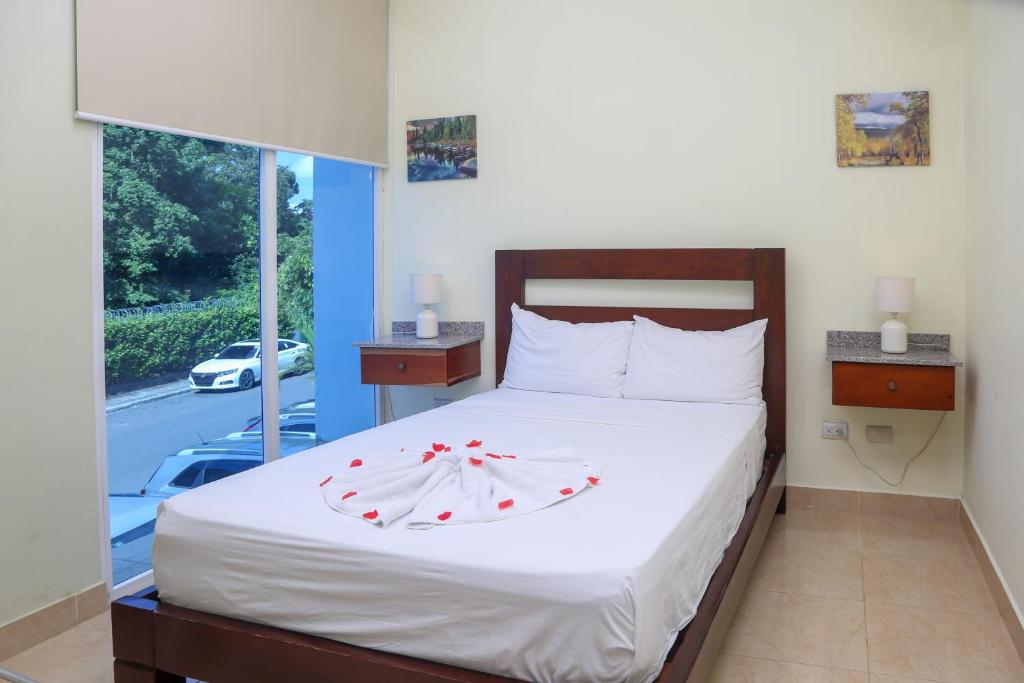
(500, 304), (634, 398)
(622, 316), (767, 405)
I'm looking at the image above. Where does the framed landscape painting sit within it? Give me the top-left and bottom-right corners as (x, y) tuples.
(836, 91), (930, 167)
(407, 115), (477, 182)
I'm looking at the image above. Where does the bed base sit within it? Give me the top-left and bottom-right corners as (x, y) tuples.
(111, 455), (785, 683)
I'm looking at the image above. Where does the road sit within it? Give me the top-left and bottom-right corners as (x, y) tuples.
(106, 374), (316, 494)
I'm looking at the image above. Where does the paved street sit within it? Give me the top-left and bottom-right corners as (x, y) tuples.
(106, 373), (316, 494)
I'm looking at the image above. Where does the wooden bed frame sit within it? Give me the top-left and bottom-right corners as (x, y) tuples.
(111, 248), (786, 683)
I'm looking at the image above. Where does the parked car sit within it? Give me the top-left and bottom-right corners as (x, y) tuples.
(242, 399), (318, 438)
(109, 434), (314, 543)
(188, 339), (309, 391)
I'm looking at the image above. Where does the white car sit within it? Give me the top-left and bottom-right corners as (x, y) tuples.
(188, 338), (309, 391)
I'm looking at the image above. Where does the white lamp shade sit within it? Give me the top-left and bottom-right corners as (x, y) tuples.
(875, 276), (914, 314)
(411, 274), (443, 305)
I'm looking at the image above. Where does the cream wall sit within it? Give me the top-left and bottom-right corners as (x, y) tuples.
(963, 0), (1024, 626)
(0, 0), (104, 625)
(386, 0), (968, 496)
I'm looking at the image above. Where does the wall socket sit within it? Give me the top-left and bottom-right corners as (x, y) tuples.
(822, 421), (849, 440)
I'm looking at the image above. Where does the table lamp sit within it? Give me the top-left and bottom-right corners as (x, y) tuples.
(411, 274), (442, 338)
(875, 276), (914, 353)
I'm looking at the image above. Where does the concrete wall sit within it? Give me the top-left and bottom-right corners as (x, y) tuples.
(385, 0), (968, 496)
(963, 0), (1024, 632)
(0, 0), (104, 625)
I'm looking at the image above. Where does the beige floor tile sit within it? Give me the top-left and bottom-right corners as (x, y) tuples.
(866, 602), (1024, 683)
(788, 487), (861, 513)
(860, 514), (972, 560)
(869, 675), (939, 682)
(860, 493), (959, 521)
(863, 552), (997, 614)
(722, 589), (868, 671)
(0, 611), (112, 683)
(766, 509), (862, 552)
(750, 537), (864, 600)
(711, 654), (869, 682)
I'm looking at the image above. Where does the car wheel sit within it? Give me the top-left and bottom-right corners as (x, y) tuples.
(239, 369), (255, 390)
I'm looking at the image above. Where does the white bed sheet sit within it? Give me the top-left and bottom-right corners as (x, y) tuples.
(153, 389), (766, 683)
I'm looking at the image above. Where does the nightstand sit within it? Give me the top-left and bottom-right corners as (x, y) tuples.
(354, 321), (483, 387)
(826, 331), (962, 411)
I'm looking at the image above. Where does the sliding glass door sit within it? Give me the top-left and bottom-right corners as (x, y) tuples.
(101, 126), (376, 587)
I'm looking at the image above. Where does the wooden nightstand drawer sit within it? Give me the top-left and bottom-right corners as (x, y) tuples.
(832, 362), (954, 411)
(360, 342), (481, 387)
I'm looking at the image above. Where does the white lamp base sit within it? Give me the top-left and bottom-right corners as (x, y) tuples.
(416, 306), (439, 339)
(880, 316), (908, 354)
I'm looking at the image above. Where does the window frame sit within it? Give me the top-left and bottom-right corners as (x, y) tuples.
(92, 123), (383, 599)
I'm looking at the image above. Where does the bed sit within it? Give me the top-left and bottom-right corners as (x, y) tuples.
(111, 248), (786, 683)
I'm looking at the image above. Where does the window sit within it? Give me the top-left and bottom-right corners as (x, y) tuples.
(275, 154), (376, 447)
(101, 126), (377, 588)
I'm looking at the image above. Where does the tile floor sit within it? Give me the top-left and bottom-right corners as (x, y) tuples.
(3, 503), (1022, 683)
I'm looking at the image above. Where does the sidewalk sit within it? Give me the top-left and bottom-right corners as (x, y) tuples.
(105, 379), (191, 414)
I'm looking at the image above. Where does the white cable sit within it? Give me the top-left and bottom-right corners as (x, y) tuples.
(385, 384), (397, 423)
(843, 412), (947, 488)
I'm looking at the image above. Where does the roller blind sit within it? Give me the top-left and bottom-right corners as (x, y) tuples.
(75, 0), (388, 166)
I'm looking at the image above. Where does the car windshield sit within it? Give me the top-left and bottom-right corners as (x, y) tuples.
(216, 344), (258, 360)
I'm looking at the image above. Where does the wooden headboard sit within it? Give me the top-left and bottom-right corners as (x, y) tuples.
(495, 248), (786, 456)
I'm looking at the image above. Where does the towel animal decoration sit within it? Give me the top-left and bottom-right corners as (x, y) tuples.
(320, 439), (600, 529)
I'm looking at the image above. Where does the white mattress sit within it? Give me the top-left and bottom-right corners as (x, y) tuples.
(153, 389), (766, 683)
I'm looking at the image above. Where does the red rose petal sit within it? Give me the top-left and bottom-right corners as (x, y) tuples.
(486, 453), (502, 460)
(362, 510), (379, 520)
(319, 476), (333, 487)
(466, 439), (483, 448)
(587, 476), (600, 486)
(350, 458), (363, 468)
(560, 487), (574, 495)
(342, 490), (358, 500)
(422, 451), (435, 464)
(468, 457), (483, 466)
(437, 511), (452, 521)
(498, 498), (514, 510)
(502, 454), (517, 459)
(432, 442), (445, 452)
(444, 446), (452, 452)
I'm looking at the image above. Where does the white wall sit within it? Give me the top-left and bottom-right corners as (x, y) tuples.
(964, 0), (1024, 626)
(0, 0), (104, 625)
(386, 0), (968, 496)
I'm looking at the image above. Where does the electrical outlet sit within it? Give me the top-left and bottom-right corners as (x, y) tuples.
(432, 398), (453, 409)
(822, 421), (848, 440)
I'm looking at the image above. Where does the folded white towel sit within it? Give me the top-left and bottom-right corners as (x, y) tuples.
(320, 439), (601, 529)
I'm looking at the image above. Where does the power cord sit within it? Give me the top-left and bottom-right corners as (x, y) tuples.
(843, 411), (947, 487)
(384, 384), (397, 423)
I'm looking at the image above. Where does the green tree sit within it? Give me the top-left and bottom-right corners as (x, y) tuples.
(890, 92), (930, 165)
(103, 125), (312, 316)
(835, 94), (867, 165)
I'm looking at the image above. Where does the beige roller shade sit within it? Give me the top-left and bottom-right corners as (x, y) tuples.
(75, 0), (387, 166)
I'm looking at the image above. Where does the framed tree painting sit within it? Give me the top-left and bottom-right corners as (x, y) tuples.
(406, 115), (477, 182)
(836, 91), (930, 167)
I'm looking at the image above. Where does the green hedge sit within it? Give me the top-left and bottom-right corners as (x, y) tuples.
(105, 304), (260, 387)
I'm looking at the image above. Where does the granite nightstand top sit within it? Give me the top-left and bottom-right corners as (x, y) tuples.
(354, 321), (484, 350)
(826, 330), (962, 367)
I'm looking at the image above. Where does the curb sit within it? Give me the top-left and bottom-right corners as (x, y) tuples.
(105, 385), (192, 415)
